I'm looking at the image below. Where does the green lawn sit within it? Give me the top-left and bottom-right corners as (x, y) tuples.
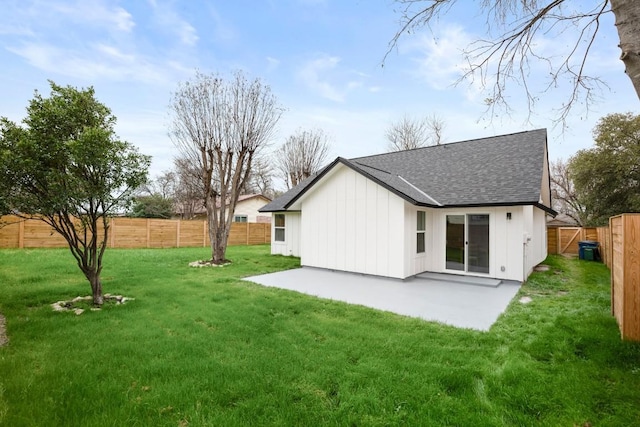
(0, 246), (638, 426)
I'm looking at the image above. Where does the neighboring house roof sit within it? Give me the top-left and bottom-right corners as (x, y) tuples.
(547, 213), (579, 227)
(260, 129), (555, 214)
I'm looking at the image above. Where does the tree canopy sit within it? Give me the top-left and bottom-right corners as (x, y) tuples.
(130, 195), (174, 219)
(0, 81), (150, 304)
(569, 112), (640, 226)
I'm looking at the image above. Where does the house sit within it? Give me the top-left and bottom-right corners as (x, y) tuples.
(259, 129), (555, 282)
(175, 194), (272, 223)
(547, 213), (579, 227)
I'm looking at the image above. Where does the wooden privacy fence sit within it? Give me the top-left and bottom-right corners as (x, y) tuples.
(609, 214), (640, 341)
(547, 226), (611, 267)
(0, 216), (270, 249)
(548, 216), (640, 341)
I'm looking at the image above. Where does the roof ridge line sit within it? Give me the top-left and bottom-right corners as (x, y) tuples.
(397, 175), (442, 206)
(353, 161), (391, 174)
(350, 128), (547, 161)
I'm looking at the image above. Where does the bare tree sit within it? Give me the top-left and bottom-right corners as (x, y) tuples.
(386, 114), (446, 152)
(277, 128), (330, 189)
(139, 170), (178, 199)
(169, 71), (283, 263)
(550, 158), (587, 226)
(387, 1), (640, 125)
(172, 156), (205, 219)
(242, 155), (276, 199)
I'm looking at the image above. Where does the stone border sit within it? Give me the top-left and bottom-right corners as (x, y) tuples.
(51, 294), (134, 315)
(189, 260), (231, 268)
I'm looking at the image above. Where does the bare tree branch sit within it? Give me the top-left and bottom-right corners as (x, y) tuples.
(386, 114), (446, 151)
(276, 128), (331, 189)
(386, 0), (617, 127)
(169, 71), (283, 263)
(549, 158), (588, 225)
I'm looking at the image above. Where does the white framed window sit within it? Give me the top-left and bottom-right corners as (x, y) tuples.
(417, 211), (426, 253)
(274, 214), (285, 242)
(234, 215), (248, 223)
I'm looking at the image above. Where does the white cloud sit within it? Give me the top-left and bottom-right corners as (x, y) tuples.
(408, 25), (473, 91)
(298, 55), (346, 101)
(266, 56), (280, 72)
(0, 24), (34, 36)
(148, 1), (199, 46)
(296, 54), (374, 102)
(50, 1), (135, 33)
(7, 42), (168, 84)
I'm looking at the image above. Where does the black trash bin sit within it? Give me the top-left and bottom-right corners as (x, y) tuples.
(578, 241), (600, 261)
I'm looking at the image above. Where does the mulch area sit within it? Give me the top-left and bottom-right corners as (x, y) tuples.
(0, 313), (7, 347)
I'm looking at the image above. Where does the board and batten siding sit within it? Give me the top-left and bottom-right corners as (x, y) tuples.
(423, 206), (540, 282)
(296, 165), (406, 278)
(403, 204), (431, 277)
(270, 212), (300, 256)
(525, 206), (548, 276)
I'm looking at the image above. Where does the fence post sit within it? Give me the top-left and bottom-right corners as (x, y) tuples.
(146, 218), (150, 248)
(176, 219), (181, 248)
(18, 220), (24, 249)
(203, 220), (207, 247)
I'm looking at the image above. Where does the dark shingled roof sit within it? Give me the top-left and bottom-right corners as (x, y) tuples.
(260, 129), (552, 213)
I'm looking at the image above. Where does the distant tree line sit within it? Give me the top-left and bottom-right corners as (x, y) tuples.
(551, 112), (640, 227)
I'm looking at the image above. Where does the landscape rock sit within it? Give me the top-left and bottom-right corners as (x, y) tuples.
(189, 260), (230, 268)
(519, 296), (533, 304)
(51, 294), (134, 314)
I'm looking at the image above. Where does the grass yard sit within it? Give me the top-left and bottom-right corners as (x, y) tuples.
(0, 246), (639, 426)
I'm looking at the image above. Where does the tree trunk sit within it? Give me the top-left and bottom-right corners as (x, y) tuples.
(86, 270), (104, 305)
(206, 198), (218, 263)
(611, 0), (640, 99)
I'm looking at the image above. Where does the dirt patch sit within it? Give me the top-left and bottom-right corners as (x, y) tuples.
(0, 313), (8, 347)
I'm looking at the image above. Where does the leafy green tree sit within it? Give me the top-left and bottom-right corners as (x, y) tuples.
(569, 112), (640, 226)
(0, 81), (150, 304)
(130, 195), (173, 219)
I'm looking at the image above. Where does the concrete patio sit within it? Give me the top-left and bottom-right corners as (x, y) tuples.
(244, 267), (521, 331)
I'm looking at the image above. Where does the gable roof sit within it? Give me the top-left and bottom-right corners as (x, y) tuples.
(260, 129), (554, 213)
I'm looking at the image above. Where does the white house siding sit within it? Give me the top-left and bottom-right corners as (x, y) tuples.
(234, 197), (272, 223)
(422, 206), (539, 282)
(403, 204), (431, 277)
(271, 212), (300, 256)
(297, 165), (406, 278)
(526, 206), (548, 277)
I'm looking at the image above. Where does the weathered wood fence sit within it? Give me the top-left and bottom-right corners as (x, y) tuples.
(0, 216), (270, 249)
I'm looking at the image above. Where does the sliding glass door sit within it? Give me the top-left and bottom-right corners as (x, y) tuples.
(446, 214), (489, 274)
(446, 215), (465, 271)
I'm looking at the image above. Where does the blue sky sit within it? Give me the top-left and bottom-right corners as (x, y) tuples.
(1, 0), (637, 187)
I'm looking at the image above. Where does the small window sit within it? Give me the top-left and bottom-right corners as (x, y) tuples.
(417, 211), (426, 253)
(234, 215), (248, 223)
(274, 214), (285, 242)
